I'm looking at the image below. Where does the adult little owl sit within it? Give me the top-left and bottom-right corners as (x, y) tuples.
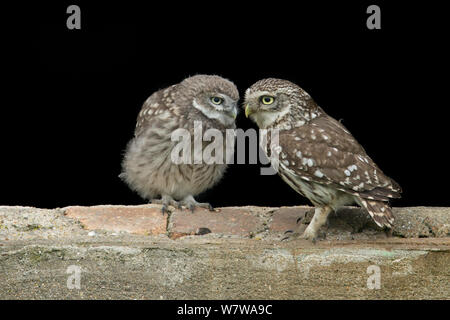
(121, 75), (239, 213)
(244, 78), (401, 241)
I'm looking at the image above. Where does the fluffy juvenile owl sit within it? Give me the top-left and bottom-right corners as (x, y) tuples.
(121, 75), (239, 213)
(244, 78), (401, 241)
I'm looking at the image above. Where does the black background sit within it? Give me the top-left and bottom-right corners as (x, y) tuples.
(4, 1), (448, 208)
(1, 300), (444, 319)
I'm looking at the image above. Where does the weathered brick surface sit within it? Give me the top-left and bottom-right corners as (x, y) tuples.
(169, 207), (265, 239)
(64, 205), (166, 235)
(59, 205), (450, 240)
(1, 205), (450, 299)
(269, 206), (310, 232)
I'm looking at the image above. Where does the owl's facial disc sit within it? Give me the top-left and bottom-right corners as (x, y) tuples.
(193, 93), (238, 126)
(244, 91), (289, 128)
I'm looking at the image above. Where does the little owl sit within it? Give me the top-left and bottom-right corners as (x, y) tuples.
(121, 75), (239, 213)
(244, 78), (401, 241)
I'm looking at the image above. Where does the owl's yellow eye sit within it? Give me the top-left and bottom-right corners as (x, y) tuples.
(211, 97), (223, 105)
(261, 96), (275, 105)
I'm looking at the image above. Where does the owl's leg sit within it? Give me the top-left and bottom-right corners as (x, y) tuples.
(179, 195), (214, 213)
(282, 206), (331, 242)
(151, 195), (180, 215)
(301, 206), (332, 240)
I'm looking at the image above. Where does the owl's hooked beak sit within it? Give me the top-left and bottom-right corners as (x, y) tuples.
(245, 104), (256, 118)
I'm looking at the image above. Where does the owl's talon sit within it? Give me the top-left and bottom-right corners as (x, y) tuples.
(299, 229), (325, 243)
(281, 231), (301, 241)
(300, 230), (317, 241)
(296, 216), (303, 224)
(281, 227), (323, 242)
(178, 195), (213, 213)
(151, 195), (179, 214)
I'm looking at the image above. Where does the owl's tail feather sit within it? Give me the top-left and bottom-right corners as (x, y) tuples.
(358, 186), (401, 201)
(359, 198), (394, 228)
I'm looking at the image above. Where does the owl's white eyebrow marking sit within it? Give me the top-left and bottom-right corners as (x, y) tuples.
(246, 90), (272, 100)
(192, 100), (235, 126)
(344, 169), (351, 176)
(314, 169), (324, 178)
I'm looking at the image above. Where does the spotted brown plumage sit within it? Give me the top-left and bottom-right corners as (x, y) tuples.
(244, 78), (401, 240)
(121, 75), (239, 213)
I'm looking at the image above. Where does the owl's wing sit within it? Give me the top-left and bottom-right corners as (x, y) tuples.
(134, 85), (182, 138)
(277, 115), (401, 201)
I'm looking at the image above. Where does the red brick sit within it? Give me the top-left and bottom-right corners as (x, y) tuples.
(64, 205), (167, 235)
(169, 207), (264, 239)
(269, 206), (311, 232)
